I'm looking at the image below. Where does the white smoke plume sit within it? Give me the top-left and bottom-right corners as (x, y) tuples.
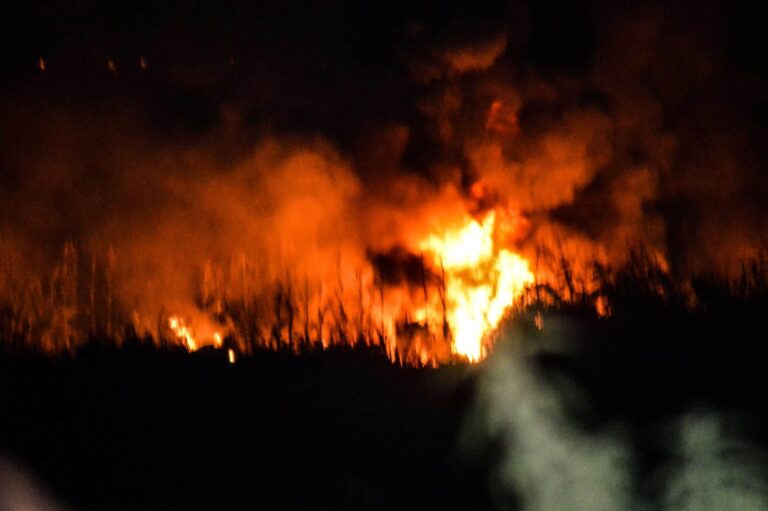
(462, 314), (768, 510)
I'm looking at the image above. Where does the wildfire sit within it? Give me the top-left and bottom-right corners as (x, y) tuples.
(168, 316), (198, 351)
(161, 209), (534, 365)
(418, 211), (533, 361)
(168, 316), (223, 351)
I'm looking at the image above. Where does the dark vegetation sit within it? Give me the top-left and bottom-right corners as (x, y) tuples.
(3, 249), (768, 509)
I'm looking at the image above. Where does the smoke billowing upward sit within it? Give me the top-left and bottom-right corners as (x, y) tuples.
(462, 314), (768, 510)
(1, 0), (766, 354)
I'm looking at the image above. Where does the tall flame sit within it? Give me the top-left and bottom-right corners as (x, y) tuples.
(419, 211), (533, 361)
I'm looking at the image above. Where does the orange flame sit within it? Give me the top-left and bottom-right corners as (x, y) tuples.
(418, 210), (533, 361)
(168, 316), (198, 351)
(168, 315), (223, 352)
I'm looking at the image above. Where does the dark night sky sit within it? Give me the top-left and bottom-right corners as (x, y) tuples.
(2, 0), (761, 144)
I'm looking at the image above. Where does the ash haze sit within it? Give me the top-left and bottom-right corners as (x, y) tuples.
(0, 0), (766, 347)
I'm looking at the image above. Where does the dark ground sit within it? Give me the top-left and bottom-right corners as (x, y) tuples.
(0, 343), (486, 510)
(2, 299), (768, 510)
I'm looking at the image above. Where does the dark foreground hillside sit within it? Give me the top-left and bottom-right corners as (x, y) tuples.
(0, 344), (485, 510)
(3, 299), (768, 510)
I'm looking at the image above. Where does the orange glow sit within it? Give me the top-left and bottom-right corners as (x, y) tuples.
(485, 100), (520, 137)
(595, 296), (611, 318)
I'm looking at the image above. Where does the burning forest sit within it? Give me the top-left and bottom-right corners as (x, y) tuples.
(2, 0), (768, 509)
(1, 0), (766, 366)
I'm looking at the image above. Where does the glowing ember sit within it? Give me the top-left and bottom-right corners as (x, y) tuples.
(419, 211), (533, 361)
(227, 348), (236, 364)
(595, 296), (611, 318)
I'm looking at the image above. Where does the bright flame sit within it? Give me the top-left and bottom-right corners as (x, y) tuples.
(155, 211), (531, 364)
(419, 211), (533, 361)
(167, 315), (224, 352)
(168, 316), (198, 351)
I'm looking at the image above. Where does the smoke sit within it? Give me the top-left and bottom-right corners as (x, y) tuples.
(397, 0), (768, 278)
(461, 315), (635, 510)
(0, 99), (372, 344)
(0, 456), (70, 511)
(462, 314), (768, 510)
(661, 411), (768, 510)
(1, 0), (766, 349)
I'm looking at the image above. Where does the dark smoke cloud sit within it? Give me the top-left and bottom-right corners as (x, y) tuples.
(1, 0), (766, 335)
(403, 0), (768, 277)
